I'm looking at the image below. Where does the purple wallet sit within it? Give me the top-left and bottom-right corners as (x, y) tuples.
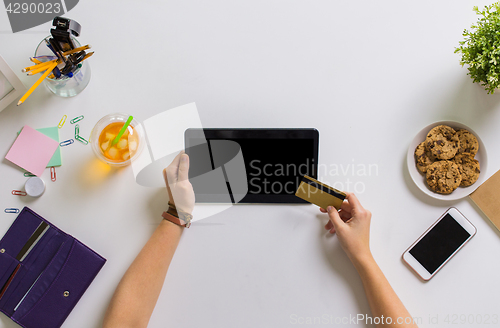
(0, 207), (106, 328)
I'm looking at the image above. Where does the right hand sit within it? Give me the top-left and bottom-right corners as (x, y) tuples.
(163, 151), (195, 215)
(320, 193), (372, 265)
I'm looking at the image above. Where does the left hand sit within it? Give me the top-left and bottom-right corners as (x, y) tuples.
(163, 151), (195, 215)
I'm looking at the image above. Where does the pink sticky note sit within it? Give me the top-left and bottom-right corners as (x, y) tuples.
(5, 125), (59, 177)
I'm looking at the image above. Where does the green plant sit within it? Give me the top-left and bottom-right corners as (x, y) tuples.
(455, 2), (500, 94)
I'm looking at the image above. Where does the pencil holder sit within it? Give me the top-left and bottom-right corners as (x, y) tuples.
(34, 37), (91, 98)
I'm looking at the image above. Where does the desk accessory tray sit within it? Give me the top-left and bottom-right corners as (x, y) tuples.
(0, 207), (106, 328)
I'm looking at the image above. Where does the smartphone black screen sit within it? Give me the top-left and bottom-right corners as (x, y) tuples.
(409, 214), (471, 274)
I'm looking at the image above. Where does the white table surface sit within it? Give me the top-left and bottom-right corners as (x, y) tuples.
(1, 1), (500, 327)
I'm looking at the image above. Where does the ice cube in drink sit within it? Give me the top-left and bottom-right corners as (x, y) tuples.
(98, 122), (139, 163)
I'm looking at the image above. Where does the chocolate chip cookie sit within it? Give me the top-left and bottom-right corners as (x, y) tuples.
(426, 160), (462, 194)
(453, 153), (480, 187)
(425, 125), (460, 160)
(414, 142), (436, 173)
(456, 129), (479, 156)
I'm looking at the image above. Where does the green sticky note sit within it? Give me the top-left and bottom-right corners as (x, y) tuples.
(18, 126), (61, 168)
(37, 127), (61, 167)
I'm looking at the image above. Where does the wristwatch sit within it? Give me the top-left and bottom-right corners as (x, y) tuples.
(162, 202), (192, 228)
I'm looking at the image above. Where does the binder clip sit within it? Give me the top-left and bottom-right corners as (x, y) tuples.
(50, 16), (83, 76)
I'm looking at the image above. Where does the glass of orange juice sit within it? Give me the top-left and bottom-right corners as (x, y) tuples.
(90, 113), (144, 167)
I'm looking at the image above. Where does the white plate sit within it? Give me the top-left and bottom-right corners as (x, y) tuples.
(407, 121), (488, 201)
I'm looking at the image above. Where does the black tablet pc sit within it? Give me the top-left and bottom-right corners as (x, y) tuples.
(185, 128), (319, 203)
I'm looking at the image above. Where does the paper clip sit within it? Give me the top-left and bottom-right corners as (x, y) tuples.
(12, 190), (27, 196)
(75, 135), (89, 145)
(75, 124), (80, 138)
(58, 115), (67, 129)
(70, 115), (84, 124)
(23, 172), (36, 177)
(4, 208), (20, 214)
(50, 167), (56, 182)
(60, 139), (74, 147)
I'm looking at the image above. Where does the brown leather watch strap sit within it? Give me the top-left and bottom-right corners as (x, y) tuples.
(167, 206), (178, 218)
(162, 211), (191, 228)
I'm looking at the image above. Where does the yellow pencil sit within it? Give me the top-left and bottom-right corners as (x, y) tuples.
(26, 61), (59, 75)
(18, 60), (59, 106)
(79, 51), (94, 63)
(27, 62), (58, 75)
(30, 57), (42, 64)
(62, 44), (91, 56)
(22, 59), (57, 73)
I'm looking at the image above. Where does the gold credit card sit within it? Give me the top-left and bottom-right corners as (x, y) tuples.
(295, 175), (346, 210)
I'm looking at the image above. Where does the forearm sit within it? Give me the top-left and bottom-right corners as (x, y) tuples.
(353, 255), (418, 328)
(103, 220), (183, 328)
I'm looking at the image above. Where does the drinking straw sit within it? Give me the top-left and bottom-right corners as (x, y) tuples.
(110, 116), (134, 147)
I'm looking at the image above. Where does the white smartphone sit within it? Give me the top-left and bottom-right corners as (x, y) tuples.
(403, 207), (476, 281)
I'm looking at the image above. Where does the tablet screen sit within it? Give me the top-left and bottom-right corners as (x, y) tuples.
(185, 129), (319, 203)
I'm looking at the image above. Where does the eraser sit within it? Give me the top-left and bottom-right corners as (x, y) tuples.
(25, 177), (45, 197)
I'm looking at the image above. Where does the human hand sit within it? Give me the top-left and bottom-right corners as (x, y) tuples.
(163, 151), (195, 215)
(320, 193), (372, 265)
